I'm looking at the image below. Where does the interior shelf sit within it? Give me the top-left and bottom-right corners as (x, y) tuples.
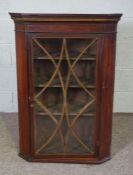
(35, 112), (95, 117)
(34, 84), (95, 88)
(34, 56), (96, 61)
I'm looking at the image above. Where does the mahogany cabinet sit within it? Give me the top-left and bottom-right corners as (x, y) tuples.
(10, 13), (122, 164)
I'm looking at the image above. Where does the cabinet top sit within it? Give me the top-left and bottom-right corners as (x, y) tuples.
(9, 13), (122, 23)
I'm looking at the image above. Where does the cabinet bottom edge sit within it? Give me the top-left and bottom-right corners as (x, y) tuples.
(18, 153), (111, 164)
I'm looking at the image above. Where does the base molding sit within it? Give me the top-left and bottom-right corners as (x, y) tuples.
(19, 153), (111, 164)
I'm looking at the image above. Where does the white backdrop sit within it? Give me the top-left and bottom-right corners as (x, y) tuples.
(0, 0), (133, 112)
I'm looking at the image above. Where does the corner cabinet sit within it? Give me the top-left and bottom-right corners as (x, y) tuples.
(10, 13), (122, 164)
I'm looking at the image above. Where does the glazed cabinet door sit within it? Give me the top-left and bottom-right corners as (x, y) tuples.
(28, 35), (103, 160)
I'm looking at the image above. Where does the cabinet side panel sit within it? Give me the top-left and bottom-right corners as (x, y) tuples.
(15, 30), (30, 156)
(99, 34), (116, 158)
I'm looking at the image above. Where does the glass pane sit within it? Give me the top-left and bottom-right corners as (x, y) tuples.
(32, 38), (97, 155)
